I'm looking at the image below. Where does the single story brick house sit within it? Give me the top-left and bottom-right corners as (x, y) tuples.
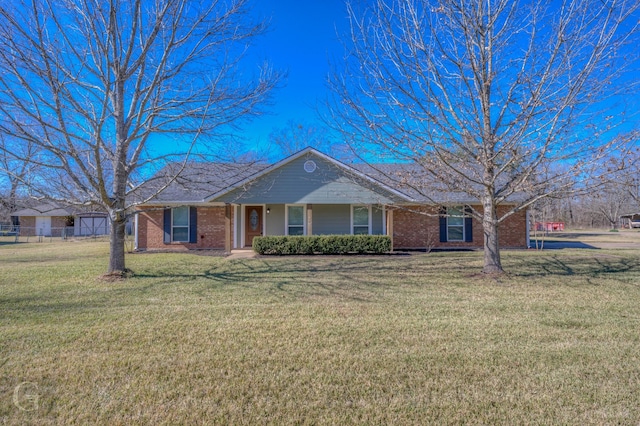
(133, 148), (529, 251)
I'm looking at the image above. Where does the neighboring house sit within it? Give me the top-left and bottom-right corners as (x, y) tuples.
(12, 202), (109, 237)
(134, 148), (529, 252)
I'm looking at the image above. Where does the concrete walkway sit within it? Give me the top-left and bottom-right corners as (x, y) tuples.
(226, 249), (258, 260)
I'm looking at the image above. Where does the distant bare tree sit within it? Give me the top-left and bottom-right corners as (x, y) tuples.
(0, 135), (38, 220)
(626, 149), (640, 211)
(268, 120), (351, 160)
(588, 181), (632, 229)
(0, 0), (280, 275)
(329, 0), (640, 273)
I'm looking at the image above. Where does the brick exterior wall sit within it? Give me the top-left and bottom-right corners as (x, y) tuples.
(137, 206), (230, 251)
(18, 216), (36, 236)
(392, 204), (527, 249)
(51, 217), (68, 237)
(136, 203), (527, 251)
(495, 205), (528, 249)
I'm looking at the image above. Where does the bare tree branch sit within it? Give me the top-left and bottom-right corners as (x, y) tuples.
(328, 0), (640, 273)
(0, 0), (281, 274)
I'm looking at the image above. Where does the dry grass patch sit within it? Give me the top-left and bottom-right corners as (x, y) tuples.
(1, 241), (640, 424)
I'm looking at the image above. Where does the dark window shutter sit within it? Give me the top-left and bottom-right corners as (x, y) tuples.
(189, 207), (197, 243)
(163, 208), (171, 244)
(439, 207), (447, 242)
(464, 206), (473, 242)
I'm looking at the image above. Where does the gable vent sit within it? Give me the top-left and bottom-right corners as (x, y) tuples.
(304, 160), (317, 173)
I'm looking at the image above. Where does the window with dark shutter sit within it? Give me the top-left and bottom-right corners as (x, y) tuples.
(439, 208), (447, 242)
(172, 206), (189, 242)
(189, 207), (197, 243)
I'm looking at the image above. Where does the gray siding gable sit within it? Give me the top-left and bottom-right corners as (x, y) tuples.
(212, 154), (403, 204)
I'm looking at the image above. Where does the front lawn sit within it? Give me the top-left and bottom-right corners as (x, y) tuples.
(1, 241), (639, 424)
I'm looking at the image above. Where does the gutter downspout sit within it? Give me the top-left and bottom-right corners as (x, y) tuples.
(134, 212), (139, 251)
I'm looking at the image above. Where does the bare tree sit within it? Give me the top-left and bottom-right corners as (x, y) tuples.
(0, 0), (280, 275)
(329, 0), (640, 273)
(269, 120), (331, 156)
(625, 148), (640, 210)
(587, 182), (631, 229)
(267, 119), (352, 161)
(0, 135), (39, 221)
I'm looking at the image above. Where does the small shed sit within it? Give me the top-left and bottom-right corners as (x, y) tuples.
(75, 212), (110, 236)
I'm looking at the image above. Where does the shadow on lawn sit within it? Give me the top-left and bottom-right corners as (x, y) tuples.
(133, 256), (410, 301)
(212, 258), (404, 301)
(5, 254), (640, 317)
(513, 254), (640, 279)
(0, 241), (26, 246)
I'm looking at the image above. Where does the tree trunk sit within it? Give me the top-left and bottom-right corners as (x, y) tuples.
(108, 210), (127, 275)
(482, 199), (504, 274)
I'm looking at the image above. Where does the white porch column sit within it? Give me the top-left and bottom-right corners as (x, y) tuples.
(386, 209), (394, 251)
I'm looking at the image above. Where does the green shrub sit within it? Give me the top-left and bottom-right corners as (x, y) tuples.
(253, 235), (392, 255)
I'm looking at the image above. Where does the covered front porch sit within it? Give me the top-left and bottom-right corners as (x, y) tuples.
(232, 203), (392, 249)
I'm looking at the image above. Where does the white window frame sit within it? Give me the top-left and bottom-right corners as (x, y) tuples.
(446, 206), (465, 242)
(172, 206), (190, 242)
(285, 204), (306, 236)
(351, 205), (371, 235)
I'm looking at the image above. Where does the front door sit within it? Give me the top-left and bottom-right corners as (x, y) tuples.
(244, 206), (263, 246)
(35, 216), (51, 236)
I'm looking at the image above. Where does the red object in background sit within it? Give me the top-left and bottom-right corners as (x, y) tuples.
(535, 222), (565, 232)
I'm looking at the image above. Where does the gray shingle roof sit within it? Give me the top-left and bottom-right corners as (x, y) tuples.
(12, 202), (76, 217)
(133, 162), (269, 204)
(352, 163), (527, 204)
(351, 163), (480, 203)
(135, 149), (525, 205)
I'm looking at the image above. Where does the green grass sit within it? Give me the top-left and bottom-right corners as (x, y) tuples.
(2, 241), (640, 424)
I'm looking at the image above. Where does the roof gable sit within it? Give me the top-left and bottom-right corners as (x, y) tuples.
(207, 148), (412, 204)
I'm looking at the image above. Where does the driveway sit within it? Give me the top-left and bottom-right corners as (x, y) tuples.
(530, 240), (640, 250)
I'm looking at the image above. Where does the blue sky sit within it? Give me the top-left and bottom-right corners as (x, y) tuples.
(243, 0), (349, 150)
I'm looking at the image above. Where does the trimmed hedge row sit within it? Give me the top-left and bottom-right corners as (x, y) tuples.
(253, 235), (392, 255)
